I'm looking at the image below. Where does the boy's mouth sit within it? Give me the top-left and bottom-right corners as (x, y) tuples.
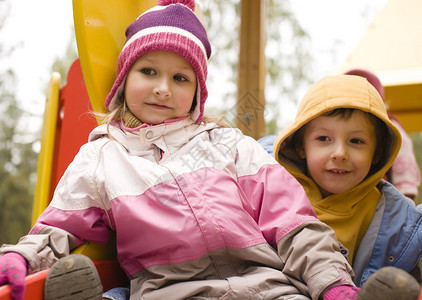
(328, 169), (349, 174)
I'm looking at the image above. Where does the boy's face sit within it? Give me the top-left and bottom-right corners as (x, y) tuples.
(300, 110), (377, 197)
(125, 51), (197, 125)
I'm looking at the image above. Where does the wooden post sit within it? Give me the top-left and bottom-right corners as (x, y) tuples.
(236, 0), (267, 139)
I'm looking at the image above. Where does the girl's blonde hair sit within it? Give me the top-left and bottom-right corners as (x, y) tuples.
(95, 91), (230, 140)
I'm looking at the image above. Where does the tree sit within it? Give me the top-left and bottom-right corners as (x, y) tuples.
(51, 29), (78, 87)
(200, 0), (312, 134)
(0, 0), (38, 245)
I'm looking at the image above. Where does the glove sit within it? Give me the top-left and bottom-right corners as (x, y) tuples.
(0, 252), (28, 300)
(324, 285), (360, 300)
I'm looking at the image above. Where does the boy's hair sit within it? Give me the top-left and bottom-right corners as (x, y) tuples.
(294, 108), (389, 176)
(105, 0), (211, 124)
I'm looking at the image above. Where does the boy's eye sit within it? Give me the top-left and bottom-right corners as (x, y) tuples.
(141, 68), (156, 75)
(174, 74), (188, 82)
(350, 138), (365, 144)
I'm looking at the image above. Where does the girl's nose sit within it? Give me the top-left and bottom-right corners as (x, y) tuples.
(153, 79), (171, 98)
(330, 143), (348, 161)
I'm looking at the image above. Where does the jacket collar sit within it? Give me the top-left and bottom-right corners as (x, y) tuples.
(89, 117), (219, 157)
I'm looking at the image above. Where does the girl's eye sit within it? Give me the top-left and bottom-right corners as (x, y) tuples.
(174, 74), (188, 82)
(141, 68), (156, 75)
(316, 136), (329, 142)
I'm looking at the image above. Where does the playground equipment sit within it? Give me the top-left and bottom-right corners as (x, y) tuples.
(337, 0), (422, 133)
(0, 58), (127, 299)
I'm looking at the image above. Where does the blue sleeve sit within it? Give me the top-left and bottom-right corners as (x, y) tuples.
(103, 287), (130, 300)
(257, 134), (277, 157)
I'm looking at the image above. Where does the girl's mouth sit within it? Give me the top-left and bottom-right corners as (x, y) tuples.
(147, 103), (169, 110)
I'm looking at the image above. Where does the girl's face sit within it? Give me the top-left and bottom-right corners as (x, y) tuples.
(125, 51), (197, 125)
(300, 110), (378, 197)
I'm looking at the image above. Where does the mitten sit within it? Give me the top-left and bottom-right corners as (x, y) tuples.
(324, 285), (360, 300)
(0, 252), (28, 300)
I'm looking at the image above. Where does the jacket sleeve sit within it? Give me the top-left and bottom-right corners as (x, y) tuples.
(235, 135), (355, 299)
(0, 139), (112, 274)
(0, 226), (82, 274)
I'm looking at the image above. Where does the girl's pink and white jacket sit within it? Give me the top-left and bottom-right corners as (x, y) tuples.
(1, 117), (355, 299)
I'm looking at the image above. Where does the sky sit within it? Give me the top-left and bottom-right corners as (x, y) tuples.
(0, 0), (388, 134)
(0, 0), (74, 132)
(291, 0), (387, 78)
(280, 0), (388, 128)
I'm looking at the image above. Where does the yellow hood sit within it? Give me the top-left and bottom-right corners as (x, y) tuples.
(273, 75), (402, 263)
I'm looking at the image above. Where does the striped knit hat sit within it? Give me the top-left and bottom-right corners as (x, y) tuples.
(105, 0), (212, 123)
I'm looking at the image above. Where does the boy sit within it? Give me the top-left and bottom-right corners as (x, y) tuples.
(264, 75), (422, 288)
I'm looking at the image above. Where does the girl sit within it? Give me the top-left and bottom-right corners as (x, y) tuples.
(0, 1), (400, 299)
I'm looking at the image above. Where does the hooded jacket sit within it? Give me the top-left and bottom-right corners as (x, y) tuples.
(1, 117), (355, 299)
(271, 75), (422, 286)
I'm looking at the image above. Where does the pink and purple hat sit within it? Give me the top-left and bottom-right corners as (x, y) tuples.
(105, 0), (212, 123)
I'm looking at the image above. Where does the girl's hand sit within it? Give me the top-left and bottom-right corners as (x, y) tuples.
(324, 285), (360, 300)
(0, 252), (28, 300)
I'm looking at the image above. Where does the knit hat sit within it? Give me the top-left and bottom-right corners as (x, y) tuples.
(105, 0), (212, 124)
(344, 69), (385, 100)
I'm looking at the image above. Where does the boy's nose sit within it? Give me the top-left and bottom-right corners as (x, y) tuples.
(330, 144), (348, 161)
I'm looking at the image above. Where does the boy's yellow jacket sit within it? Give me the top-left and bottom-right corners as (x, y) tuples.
(273, 75), (402, 264)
